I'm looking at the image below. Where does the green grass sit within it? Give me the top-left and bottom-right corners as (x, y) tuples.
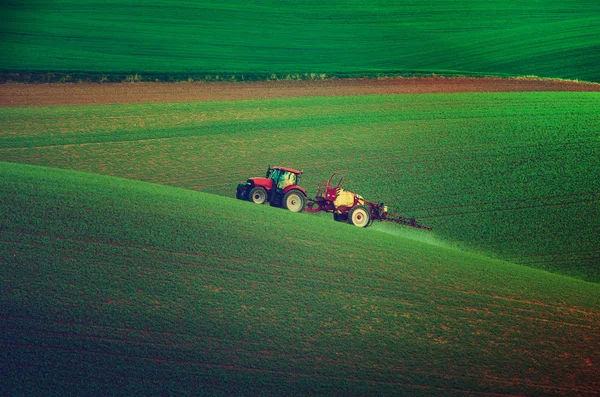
(1, 92), (598, 282)
(1, 161), (599, 396)
(1, 1), (600, 82)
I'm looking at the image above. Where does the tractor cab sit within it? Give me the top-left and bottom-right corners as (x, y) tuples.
(266, 166), (301, 192)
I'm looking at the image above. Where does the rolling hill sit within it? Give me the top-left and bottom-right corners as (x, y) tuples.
(1, 161), (599, 396)
(1, 92), (598, 282)
(1, 1), (600, 82)
(2, 1), (599, 393)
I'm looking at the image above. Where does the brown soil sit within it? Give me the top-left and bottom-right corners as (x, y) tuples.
(1, 77), (599, 107)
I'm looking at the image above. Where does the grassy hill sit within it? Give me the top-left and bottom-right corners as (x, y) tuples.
(1, 161), (599, 396)
(1, 1), (600, 82)
(1, 92), (598, 282)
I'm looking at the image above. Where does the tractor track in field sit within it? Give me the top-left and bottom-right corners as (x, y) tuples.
(2, 77), (600, 107)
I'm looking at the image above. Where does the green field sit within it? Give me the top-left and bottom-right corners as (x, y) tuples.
(1, 161), (599, 395)
(3, 1), (600, 393)
(1, 92), (599, 282)
(2, 0), (600, 82)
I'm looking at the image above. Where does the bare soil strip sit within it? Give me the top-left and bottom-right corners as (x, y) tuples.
(1, 77), (599, 107)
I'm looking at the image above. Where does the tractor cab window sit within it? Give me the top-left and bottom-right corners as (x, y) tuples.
(280, 171), (297, 188)
(267, 168), (279, 181)
(270, 169), (297, 190)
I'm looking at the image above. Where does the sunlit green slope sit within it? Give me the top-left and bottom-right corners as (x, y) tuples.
(1, 0), (600, 82)
(1, 92), (598, 282)
(1, 162), (599, 396)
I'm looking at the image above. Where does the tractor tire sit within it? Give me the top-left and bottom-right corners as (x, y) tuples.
(236, 184), (247, 200)
(283, 190), (305, 212)
(249, 187), (268, 204)
(348, 205), (371, 228)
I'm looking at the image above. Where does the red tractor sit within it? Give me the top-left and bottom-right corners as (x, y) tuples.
(304, 172), (388, 227)
(236, 166), (308, 212)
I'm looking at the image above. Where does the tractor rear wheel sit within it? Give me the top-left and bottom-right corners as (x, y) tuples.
(249, 187), (268, 204)
(348, 205), (371, 227)
(283, 190), (305, 212)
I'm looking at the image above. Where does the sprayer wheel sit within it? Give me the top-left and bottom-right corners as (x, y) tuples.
(348, 205), (371, 228)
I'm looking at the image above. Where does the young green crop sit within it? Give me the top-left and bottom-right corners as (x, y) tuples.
(1, 92), (598, 282)
(1, 162), (599, 395)
(1, 1), (600, 82)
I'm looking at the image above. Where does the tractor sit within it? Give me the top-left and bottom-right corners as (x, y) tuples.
(236, 166), (307, 212)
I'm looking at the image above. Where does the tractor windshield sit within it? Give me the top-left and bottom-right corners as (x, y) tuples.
(270, 169), (297, 190)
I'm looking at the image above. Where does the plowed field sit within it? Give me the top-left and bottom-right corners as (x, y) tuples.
(2, 77), (600, 107)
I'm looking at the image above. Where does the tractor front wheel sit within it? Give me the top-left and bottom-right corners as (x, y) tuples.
(348, 205), (371, 227)
(283, 190), (305, 212)
(249, 187), (268, 204)
(236, 184), (247, 200)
